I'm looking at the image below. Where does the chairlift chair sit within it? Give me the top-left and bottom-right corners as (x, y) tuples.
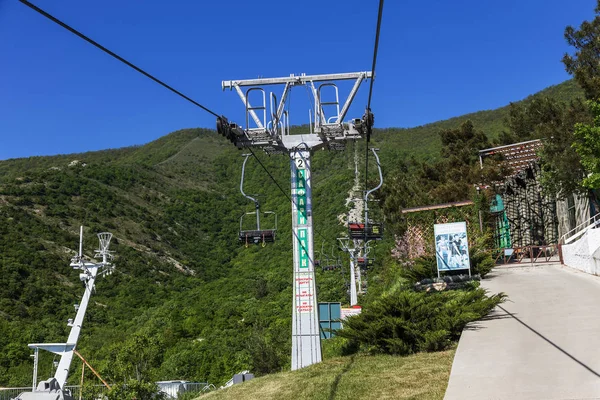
(238, 154), (277, 247)
(321, 244), (342, 272)
(348, 148), (385, 241)
(347, 221), (384, 240)
(357, 256), (374, 269)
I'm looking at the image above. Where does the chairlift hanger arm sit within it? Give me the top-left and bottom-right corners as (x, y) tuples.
(240, 154), (259, 207)
(365, 148), (383, 201)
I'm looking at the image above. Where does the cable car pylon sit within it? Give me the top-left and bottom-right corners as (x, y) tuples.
(220, 71), (373, 371)
(239, 153), (277, 247)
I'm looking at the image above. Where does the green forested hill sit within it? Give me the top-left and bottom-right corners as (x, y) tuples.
(0, 79), (582, 387)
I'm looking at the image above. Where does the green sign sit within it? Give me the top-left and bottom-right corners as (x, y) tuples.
(298, 228), (309, 268)
(296, 169), (307, 225)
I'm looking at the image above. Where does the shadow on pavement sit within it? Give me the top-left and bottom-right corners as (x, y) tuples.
(497, 304), (600, 379)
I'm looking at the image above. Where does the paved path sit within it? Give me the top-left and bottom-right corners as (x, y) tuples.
(445, 264), (600, 400)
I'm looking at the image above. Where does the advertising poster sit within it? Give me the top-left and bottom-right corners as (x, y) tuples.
(434, 221), (470, 274)
(340, 306), (362, 320)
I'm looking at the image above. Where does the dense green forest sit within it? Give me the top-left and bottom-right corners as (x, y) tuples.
(0, 78), (582, 388)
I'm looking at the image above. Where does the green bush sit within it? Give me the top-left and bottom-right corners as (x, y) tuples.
(321, 336), (360, 359)
(469, 235), (495, 277)
(106, 379), (167, 400)
(334, 287), (505, 355)
(397, 256), (437, 284)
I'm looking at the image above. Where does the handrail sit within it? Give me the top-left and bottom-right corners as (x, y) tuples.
(560, 211), (600, 245)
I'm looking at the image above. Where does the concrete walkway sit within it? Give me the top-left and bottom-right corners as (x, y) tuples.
(445, 264), (600, 400)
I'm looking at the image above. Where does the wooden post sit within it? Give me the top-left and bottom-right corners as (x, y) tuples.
(79, 363), (85, 400)
(73, 350), (111, 390)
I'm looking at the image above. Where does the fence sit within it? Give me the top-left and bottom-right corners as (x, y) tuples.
(0, 387), (26, 400)
(559, 211), (600, 245)
(493, 245), (559, 265)
(0, 382), (214, 400)
(0, 385), (107, 400)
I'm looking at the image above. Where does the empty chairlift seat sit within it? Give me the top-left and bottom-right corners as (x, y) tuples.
(239, 229), (276, 245)
(357, 257), (374, 269)
(347, 222), (383, 240)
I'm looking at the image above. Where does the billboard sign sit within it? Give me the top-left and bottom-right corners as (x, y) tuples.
(434, 221), (470, 274)
(340, 306), (362, 320)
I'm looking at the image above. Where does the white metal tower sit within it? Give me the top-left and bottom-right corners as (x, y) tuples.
(218, 71), (373, 370)
(16, 228), (115, 400)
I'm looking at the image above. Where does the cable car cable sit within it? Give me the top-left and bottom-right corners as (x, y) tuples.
(364, 0), (384, 246)
(18, 0), (221, 119)
(247, 148), (332, 249)
(20, 0), (339, 262)
(366, 0), (385, 112)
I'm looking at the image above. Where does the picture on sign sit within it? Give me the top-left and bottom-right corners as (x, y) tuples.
(434, 222), (470, 272)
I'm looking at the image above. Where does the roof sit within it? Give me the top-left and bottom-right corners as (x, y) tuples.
(402, 200), (474, 214)
(479, 139), (542, 176)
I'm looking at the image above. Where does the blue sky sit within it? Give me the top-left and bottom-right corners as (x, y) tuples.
(0, 0), (596, 160)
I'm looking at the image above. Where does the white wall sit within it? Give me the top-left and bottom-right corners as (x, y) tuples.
(562, 228), (600, 275)
(557, 193), (590, 240)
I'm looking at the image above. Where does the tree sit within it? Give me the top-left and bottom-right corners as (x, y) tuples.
(501, 97), (591, 199)
(563, 1), (600, 100)
(431, 120), (491, 203)
(573, 100), (600, 191)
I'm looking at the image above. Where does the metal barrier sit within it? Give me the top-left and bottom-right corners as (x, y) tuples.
(0, 387), (27, 400)
(559, 212), (600, 245)
(0, 385), (107, 400)
(493, 245), (560, 265)
(0, 382), (213, 400)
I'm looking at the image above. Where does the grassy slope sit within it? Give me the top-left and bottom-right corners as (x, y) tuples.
(198, 350), (456, 400)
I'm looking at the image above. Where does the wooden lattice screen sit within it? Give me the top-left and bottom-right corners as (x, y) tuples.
(403, 205), (478, 259)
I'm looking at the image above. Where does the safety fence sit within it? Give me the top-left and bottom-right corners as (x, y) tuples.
(0, 387), (26, 400)
(0, 382), (215, 400)
(0, 385), (106, 400)
(493, 245), (560, 265)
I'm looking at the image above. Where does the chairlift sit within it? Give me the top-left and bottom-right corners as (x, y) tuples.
(357, 243), (375, 269)
(238, 154), (277, 247)
(357, 256), (374, 269)
(348, 148), (384, 241)
(320, 243), (342, 272)
(348, 222), (383, 240)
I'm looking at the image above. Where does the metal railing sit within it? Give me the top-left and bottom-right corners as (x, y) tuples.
(0, 382), (215, 400)
(493, 245), (560, 265)
(0, 387), (27, 400)
(559, 212), (600, 245)
(0, 385), (107, 400)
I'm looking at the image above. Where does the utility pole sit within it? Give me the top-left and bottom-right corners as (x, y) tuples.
(219, 71), (373, 370)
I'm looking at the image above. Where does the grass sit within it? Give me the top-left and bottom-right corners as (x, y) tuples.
(196, 350), (456, 400)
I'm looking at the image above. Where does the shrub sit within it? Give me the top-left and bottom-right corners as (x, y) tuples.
(321, 336), (360, 359)
(334, 287), (505, 355)
(469, 235), (495, 277)
(106, 379), (167, 400)
(397, 255), (437, 284)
